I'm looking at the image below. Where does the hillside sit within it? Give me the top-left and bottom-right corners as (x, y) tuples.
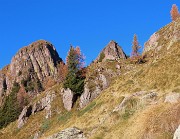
(0, 19), (180, 139)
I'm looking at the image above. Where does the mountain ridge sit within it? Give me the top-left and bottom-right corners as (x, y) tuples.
(0, 18), (180, 139)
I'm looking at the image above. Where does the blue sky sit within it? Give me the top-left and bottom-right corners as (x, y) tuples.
(0, 0), (179, 69)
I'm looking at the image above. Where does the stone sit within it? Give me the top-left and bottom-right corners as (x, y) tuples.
(17, 106), (32, 128)
(79, 83), (101, 109)
(174, 125), (180, 139)
(164, 93), (180, 104)
(62, 88), (74, 111)
(116, 64), (121, 69)
(46, 127), (86, 139)
(99, 74), (108, 89)
(18, 91), (56, 128)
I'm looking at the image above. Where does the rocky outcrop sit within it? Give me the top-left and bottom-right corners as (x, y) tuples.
(10, 40), (61, 81)
(143, 19), (180, 54)
(79, 41), (127, 108)
(0, 40), (63, 106)
(17, 91), (56, 128)
(46, 127), (86, 139)
(79, 63), (118, 108)
(113, 91), (157, 112)
(95, 40), (127, 62)
(62, 88), (74, 111)
(174, 125), (180, 139)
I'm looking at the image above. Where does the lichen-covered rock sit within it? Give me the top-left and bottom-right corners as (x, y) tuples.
(95, 40), (127, 62)
(62, 88), (74, 111)
(46, 127), (86, 139)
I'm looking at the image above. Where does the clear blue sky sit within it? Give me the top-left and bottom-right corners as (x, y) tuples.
(0, 0), (179, 69)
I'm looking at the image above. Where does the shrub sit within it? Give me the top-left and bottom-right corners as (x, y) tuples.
(99, 52), (105, 62)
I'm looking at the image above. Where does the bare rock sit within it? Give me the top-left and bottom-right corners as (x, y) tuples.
(0, 40), (63, 100)
(79, 83), (101, 109)
(144, 33), (159, 53)
(174, 125), (180, 139)
(143, 19), (180, 54)
(18, 91), (56, 128)
(46, 127), (86, 139)
(164, 93), (180, 104)
(62, 88), (74, 111)
(17, 105), (32, 128)
(95, 40), (127, 62)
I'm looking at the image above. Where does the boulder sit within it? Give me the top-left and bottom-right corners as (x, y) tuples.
(164, 93), (180, 104)
(79, 84), (101, 109)
(174, 125), (180, 139)
(62, 88), (74, 111)
(46, 127), (86, 139)
(17, 106), (32, 128)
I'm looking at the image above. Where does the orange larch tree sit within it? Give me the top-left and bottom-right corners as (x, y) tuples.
(131, 34), (140, 57)
(170, 4), (180, 21)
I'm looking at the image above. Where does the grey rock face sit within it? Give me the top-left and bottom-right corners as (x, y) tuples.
(17, 105), (32, 129)
(174, 125), (180, 139)
(10, 40), (61, 81)
(17, 91), (56, 128)
(46, 127), (86, 139)
(0, 40), (62, 106)
(79, 73), (108, 108)
(96, 40), (127, 62)
(62, 88), (74, 111)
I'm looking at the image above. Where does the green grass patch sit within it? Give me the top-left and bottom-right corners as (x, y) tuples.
(40, 119), (51, 133)
(58, 112), (72, 123)
(78, 101), (96, 116)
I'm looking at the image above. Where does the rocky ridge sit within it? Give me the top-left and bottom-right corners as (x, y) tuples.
(144, 18), (180, 56)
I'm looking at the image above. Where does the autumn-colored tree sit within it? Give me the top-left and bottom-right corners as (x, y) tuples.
(63, 45), (85, 94)
(131, 34), (140, 57)
(58, 62), (68, 82)
(17, 86), (30, 109)
(170, 4), (180, 21)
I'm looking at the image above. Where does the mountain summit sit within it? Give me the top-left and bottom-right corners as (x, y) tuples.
(96, 40), (127, 62)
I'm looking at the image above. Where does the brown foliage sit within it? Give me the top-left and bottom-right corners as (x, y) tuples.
(130, 55), (146, 64)
(17, 87), (30, 108)
(170, 4), (180, 21)
(66, 45), (85, 70)
(58, 62), (68, 82)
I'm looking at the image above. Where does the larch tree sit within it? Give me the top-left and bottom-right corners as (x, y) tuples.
(63, 45), (85, 94)
(131, 34), (140, 57)
(170, 4), (180, 21)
